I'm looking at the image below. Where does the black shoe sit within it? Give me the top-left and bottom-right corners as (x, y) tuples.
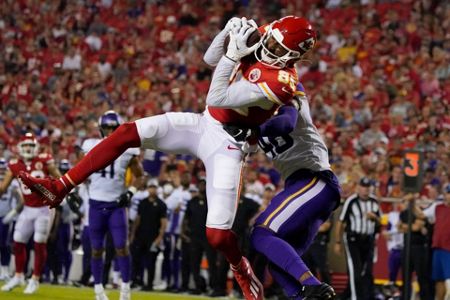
(298, 283), (336, 299)
(141, 286), (153, 291)
(209, 289), (227, 297)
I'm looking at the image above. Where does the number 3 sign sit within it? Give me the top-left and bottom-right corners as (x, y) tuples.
(402, 150), (424, 193)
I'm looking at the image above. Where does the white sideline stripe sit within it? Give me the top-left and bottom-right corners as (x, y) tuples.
(344, 233), (357, 300)
(269, 180), (326, 232)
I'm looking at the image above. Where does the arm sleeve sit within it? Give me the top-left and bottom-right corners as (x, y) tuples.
(423, 203), (436, 224)
(203, 29), (229, 67)
(259, 105), (298, 137)
(206, 56), (268, 108)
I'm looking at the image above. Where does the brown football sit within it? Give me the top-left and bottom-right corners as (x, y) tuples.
(223, 30), (262, 52)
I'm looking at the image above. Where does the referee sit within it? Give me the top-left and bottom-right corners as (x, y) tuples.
(334, 177), (381, 300)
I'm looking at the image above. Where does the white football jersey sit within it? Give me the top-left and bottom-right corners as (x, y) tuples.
(0, 179), (19, 217)
(129, 190), (149, 221)
(165, 186), (192, 235)
(258, 98), (331, 180)
(82, 138), (140, 202)
(78, 183), (90, 227)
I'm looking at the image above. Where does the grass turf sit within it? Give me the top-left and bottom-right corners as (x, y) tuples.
(0, 284), (220, 300)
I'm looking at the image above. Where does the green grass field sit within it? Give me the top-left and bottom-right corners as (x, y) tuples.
(0, 284), (222, 300)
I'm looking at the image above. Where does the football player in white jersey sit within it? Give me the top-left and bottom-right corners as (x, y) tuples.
(248, 83), (341, 299)
(0, 158), (21, 280)
(75, 111), (144, 300)
(20, 16), (318, 300)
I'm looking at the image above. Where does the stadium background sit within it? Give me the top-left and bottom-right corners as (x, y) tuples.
(0, 0), (448, 299)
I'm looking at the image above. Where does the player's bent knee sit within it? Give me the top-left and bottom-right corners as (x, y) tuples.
(115, 247), (128, 256)
(13, 231), (26, 244)
(250, 226), (272, 251)
(34, 233), (49, 243)
(92, 248), (104, 258)
(135, 115), (169, 148)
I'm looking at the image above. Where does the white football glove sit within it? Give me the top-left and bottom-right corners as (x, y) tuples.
(225, 17), (259, 62)
(224, 17), (243, 32)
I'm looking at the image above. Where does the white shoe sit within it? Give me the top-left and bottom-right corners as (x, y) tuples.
(1, 275), (25, 291)
(95, 292), (109, 300)
(23, 278), (39, 294)
(120, 282), (131, 300)
(153, 280), (167, 291)
(0, 266), (10, 281)
(94, 284), (109, 300)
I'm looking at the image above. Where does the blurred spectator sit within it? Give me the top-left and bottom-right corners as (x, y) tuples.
(130, 183), (167, 291)
(182, 179), (218, 295)
(423, 184), (450, 300)
(398, 194), (433, 300)
(382, 201), (404, 286)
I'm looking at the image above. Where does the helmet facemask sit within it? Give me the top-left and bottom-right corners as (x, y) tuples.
(256, 25), (301, 69)
(18, 141), (39, 160)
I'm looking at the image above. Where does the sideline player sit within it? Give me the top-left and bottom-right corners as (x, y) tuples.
(248, 84), (340, 299)
(0, 158), (21, 280)
(0, 133), (61, 294)
(20, 16), (317, 300)
(76, 110), (144, 300)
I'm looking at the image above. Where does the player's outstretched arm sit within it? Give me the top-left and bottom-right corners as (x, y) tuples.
(258, 105), (299, 137)
(204, 17), (242, 67)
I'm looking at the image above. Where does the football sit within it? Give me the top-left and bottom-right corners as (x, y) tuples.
(223, 29), (262, 53)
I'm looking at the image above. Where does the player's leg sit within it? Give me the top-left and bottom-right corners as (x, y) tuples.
(250, 175), (339, 298)
(24, 207), (51, 294)
(109, 206), (131, 300)
(0, 219), (11, 280)
(88, 201), (110, 300)
(200, 120), (263, 300)
(1, 208), (33, 291)
(57, 222), (72, 283)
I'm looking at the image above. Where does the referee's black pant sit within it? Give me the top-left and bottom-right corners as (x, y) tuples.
(342, 233), (375, 300)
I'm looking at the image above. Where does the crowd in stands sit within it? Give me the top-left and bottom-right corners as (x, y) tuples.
(0, 0), (449, 298)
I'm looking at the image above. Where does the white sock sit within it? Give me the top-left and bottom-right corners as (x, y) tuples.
(94, 284), (104, 294)
(121, 282), (130, 291)
(445, 279), (450, 298)
(112, 271), (120, 285)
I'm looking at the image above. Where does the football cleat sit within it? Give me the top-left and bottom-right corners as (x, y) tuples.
(18, 171), (68, 207)
(1, 275), (25, 291)
(231, 257), (264, 300)
(23, 278), (39, 294)
(298, 283), (336, 300)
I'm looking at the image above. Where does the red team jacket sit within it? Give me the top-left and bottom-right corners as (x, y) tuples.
(208, 60), (298, 128)
(8, 153), (54, 207)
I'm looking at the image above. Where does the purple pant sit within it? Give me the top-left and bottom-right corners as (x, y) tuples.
(0, 218), (11, 266)
(89, 200), (128, 250)
(89, 199), (129, 284)
(57, 223), (73, 282)
(251, 170), (340, 297)
(388, 249), (402, 282)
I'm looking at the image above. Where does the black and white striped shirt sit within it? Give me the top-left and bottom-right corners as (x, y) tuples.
(339, 193), (380, 236)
